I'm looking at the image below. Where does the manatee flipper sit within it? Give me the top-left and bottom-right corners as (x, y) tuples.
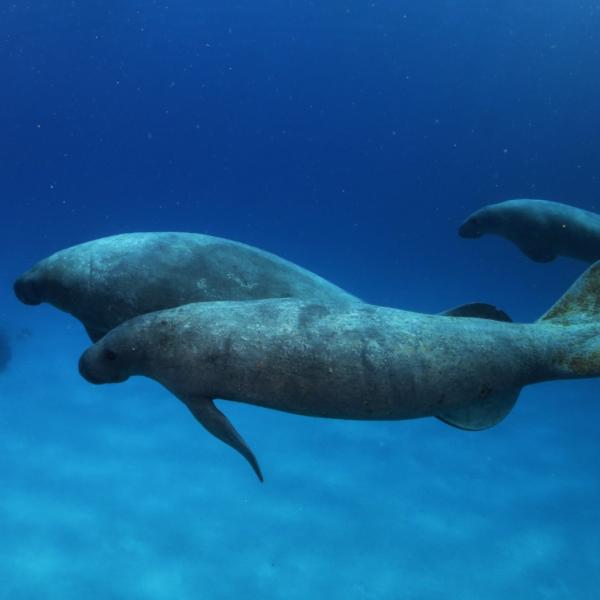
(437, 388), (520, 431)
(517, 242), (556, 263)
(183, 396), (264, 482)
(442, 303), (512, 322)
(84, 325), (105, 342)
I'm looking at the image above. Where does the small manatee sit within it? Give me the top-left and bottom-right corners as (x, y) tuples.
(459, 199), (600, 263)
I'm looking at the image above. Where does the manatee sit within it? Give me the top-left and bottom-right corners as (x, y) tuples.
(459, 199), (600, 263)
(13, 232), (508, 342)
(78, 261), (600, 481)
(13, 232), (360, 341)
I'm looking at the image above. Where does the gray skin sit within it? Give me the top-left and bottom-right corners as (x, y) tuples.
(78, 261), (600, 481)
(459, 199), (600, 263)
(13, 232), (509, 341)
(13, 232), (360, 341)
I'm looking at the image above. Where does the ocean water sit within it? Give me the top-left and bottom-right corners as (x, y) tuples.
(2, 2), (600, 598)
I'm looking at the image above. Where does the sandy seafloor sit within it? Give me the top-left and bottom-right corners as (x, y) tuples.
(1, 298), (599, 600)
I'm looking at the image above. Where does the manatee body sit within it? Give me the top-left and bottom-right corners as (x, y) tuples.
(13, 232), (359, 341)
(459, 199), (600, 263)
(78, 262), (600, 480)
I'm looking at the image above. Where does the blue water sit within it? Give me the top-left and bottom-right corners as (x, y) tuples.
(2, 2), (600, 598)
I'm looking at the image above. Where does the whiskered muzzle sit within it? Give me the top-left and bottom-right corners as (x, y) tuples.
(13, 276), (42, 305)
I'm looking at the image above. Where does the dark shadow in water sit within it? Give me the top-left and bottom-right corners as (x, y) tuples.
(0, 326), (12, 373)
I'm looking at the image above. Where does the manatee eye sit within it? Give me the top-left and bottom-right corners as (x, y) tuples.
(104, 349), (118, 361)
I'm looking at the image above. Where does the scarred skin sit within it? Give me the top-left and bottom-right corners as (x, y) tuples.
(13, 232), (359, 340)
(78, 262), (600, 480)
(459, 199), (600, 263)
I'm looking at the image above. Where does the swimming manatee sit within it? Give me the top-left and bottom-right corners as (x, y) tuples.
(14, 232), (360, 341)
(13, 232), (507, 342)
(78, 260), (600, 481)
(459, 199), (600, 263)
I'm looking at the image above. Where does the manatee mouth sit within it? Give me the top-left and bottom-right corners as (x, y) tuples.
(78, 352), (129, 385)
(13, 276), (42, 305)
(78, 354), (104, 384)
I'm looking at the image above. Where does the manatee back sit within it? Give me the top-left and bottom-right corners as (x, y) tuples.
(42, 232), (359, 336)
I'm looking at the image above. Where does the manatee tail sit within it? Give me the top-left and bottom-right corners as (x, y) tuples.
(536, 261), (600, 379)
(438, 262), (600, 431)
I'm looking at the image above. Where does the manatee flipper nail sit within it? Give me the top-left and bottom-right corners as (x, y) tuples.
(183, 396), (264, 482)
(442, 302), (512, 322)
(437, 388), (520, 430)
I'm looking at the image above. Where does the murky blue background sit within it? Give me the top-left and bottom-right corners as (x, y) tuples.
(1, 2), (599, 598)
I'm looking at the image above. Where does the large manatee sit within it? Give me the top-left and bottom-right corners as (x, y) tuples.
(14, 232), (360, 341)
(459, 199), (600, 263)
(79, 260), (600, 481)
(14, 232), (506, 342)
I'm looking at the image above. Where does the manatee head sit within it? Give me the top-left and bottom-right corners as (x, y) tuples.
(78, 307), (185, 385)
(13, 237), (148, 336)
(78, 318), (149, 385)
(459, 200), (542, 240)
(458, 206), (494, 239)
(14, 253), (86, 310)
(13, 268), (44, 305)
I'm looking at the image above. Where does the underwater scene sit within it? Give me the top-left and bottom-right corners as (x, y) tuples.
(2, 1), (600, 598)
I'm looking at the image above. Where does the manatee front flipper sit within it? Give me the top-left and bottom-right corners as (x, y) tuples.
(183, 396), (264, 482)
(437, 388), (520, 430)
(442, 303), (512, 322)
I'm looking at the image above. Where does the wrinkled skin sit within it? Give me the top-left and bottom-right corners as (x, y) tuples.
(78, 261), (600, 479)
(459, 199), (600, 263)
(14, 232), (359, 340)
(78, 299), (596, 420)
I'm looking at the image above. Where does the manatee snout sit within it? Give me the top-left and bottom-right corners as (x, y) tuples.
(78, 351), (103, 384)
(13, 274), (43, 305)
(79, 345), (130, 384)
